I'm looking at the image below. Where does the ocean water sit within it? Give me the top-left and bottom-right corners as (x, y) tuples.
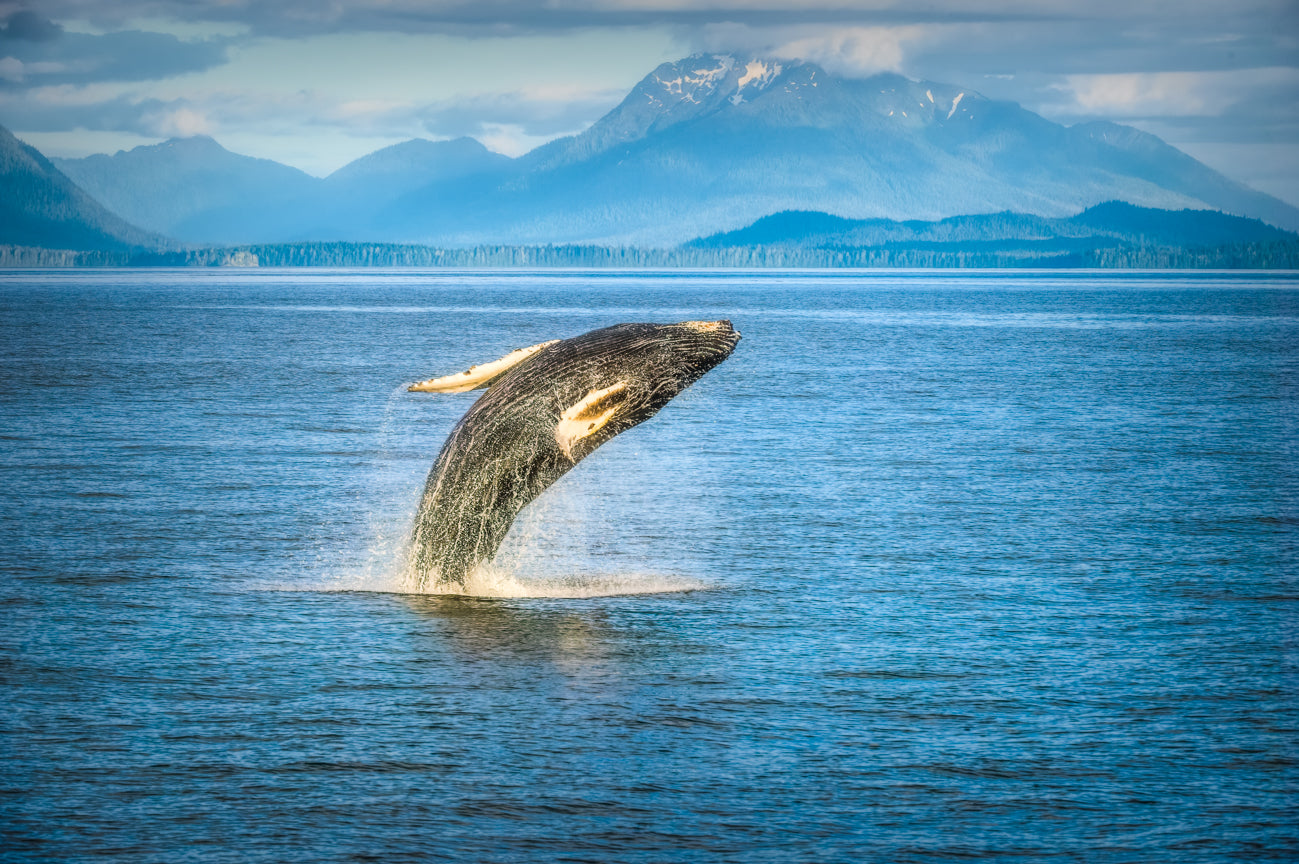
(1, 268), (1295, 862)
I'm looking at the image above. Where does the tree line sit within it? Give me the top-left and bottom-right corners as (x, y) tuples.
(4, 240), (1298, 269)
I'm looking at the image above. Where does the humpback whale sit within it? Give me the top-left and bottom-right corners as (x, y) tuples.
(405, 320), (740, 589)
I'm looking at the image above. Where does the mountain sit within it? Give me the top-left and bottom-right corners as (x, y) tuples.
(114, 201), (1299, 268)
(39, 54), (1299, 246)
(0, 124), (164, 252)
(316, 137), (515, 237)
(1066, 122), (1299, 234)
(368, 55), (1298, 244)
(325, 137), (511, 195)
(1067, 200), (1298, 246)
(52, 135), (517, 244)
(690, 201), (1297, 250)
(52, 136), (324, 245)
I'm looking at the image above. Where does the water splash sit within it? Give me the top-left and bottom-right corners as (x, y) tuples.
(397, 476), (708, 597)
(359, 382), (427, 586)
(296, 437), (710, 599)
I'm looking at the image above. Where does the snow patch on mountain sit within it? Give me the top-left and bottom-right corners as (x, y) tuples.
(653, 55), (735, 104)
(738, 60), (781, 90)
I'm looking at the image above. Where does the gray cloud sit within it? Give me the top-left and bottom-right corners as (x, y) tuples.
(0, 11), (228, 87)
(14, 1), (1294, 120)
(1067, 75), (1299, 144)
(1, 9), (63, 41)
(13, 2), (1298, 87)
(0, 89), (188, 133)
(884, 22), (1296, 128)
(28, 1), (1054, 37)
(896, 16), (1298, 79)
(0, 81), (621, 144)
(26, 0), (1297, 55)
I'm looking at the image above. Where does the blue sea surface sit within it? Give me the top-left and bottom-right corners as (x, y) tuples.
(1, 269), (1296, 862)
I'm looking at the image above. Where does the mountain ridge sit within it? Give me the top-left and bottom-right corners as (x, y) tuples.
(0, 124), (166, 252)
(689, 201), (1297, 249)
(371, 53), (1298, 243)
(27, 52), (1299, 246)
(53, 136), (324, 244)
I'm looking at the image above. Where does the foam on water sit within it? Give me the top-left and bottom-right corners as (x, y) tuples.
(266, 564), (707, 599)
(420, 565), (708, 598)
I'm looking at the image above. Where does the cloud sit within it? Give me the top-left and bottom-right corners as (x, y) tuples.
(13, 2), (1297, 96)
(474, 123), (563, 157)
(693, 23), (925, 76)
(0, 81), (303, 141)
(0, 77), (621, 148)
(16, 1), (964, 37)
(1055, 67), (1299, 117)
(772, 27), (914, 76)
(26, 0), (1294, 44)
(149, 105), (211, 137)
(0, 85), (188, 134)
(1, 10), (64, 41)
(1063, 72), (1224, 116)
(0, 22), (228, 88)
(1036, 65), (1299, 144)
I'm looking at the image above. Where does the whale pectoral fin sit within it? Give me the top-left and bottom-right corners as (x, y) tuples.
(408, 340), (560, 393)
(555, 381), (632, 461)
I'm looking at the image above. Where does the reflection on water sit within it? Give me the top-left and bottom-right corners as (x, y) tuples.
(400, 594), (622, 674)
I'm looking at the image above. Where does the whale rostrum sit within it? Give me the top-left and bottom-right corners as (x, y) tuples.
(404, 320), (740, 589)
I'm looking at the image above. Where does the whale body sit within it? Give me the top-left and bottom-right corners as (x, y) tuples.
(404, 320), (740, 589)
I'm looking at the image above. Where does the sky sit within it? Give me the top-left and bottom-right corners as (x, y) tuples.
(2, 1), (1297, 204)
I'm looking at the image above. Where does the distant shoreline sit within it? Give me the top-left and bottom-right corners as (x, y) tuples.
(5, 240), (1299, 270)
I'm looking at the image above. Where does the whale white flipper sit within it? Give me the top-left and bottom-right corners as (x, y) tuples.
(408, 340), (559, 393)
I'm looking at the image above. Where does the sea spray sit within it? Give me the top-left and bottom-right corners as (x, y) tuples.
(392, 467), (708, 597)
(358, 382), (427, 589)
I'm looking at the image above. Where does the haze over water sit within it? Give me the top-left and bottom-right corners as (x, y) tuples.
(2, 269), (1296, 862)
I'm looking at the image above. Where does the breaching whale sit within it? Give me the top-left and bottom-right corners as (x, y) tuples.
(404, 320), (740, 589)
